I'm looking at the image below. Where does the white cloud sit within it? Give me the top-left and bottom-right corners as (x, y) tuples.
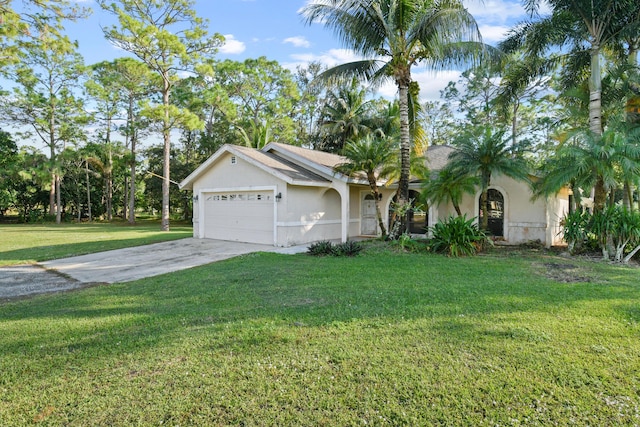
(284, 48), (460, 103)
(282, 48), (363, 71)
(283, 36), (311, 48)
(219, 34), (246, 55)
(479, 24), (511, 44)
(464, 0), (526, 24)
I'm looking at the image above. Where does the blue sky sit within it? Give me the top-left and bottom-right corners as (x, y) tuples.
(67, 0), (532, 102)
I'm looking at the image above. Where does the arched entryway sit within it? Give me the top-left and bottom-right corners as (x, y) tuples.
(479, 188), (504, 237)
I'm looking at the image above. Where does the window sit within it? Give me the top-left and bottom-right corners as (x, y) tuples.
(231, 156), (237, 164)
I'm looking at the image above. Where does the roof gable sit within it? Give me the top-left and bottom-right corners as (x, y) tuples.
(180, 144), (342, 190)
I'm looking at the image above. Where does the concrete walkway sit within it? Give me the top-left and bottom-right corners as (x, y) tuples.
(1, 238), (308, 300)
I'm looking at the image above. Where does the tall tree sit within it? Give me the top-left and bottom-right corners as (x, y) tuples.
(501, 0), (638, 138)
(2, 33), (87, 223)
(319, 78), (373, 153)
(294, 61), (328, 148)
(85, 61), (125, 221)
(215, 57), (300, 145)
(0, 0), (89, 71)
(99, 0), (223, 231)
(302, 0), (485, 233)
(536, 125), (640, 212)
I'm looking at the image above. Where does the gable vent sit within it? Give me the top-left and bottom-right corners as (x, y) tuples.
(231, 156), (237, 164)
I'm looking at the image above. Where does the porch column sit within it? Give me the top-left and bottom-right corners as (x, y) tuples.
(339, 183), (349, 243)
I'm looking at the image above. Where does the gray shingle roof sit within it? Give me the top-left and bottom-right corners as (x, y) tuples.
(425, 145), (455, 171)
(234, 145), (331, 183)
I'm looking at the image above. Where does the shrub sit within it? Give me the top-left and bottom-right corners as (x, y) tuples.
(391, 233), (424, 253)
(560, 210), (590, 254)
(307, 240), (335, 256)
(429, 215), (491, 257)
(332, 240), (363, 257)
(307, 240), (364, 257)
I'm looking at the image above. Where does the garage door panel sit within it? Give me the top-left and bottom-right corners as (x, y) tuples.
(202, 191), (274, 244)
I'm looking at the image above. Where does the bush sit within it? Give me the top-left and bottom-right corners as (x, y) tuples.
(429, 215), (491, 257)
(332, 240), (363, 257)
(560, 210), (590, 254)
(307, 240), (335, 256)
(307, 240), (363, 257)
(391, 233), (425, 253)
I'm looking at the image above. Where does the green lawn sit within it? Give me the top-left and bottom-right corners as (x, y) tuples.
(1, 244), (639, 425)
(0, 221), (192, 266)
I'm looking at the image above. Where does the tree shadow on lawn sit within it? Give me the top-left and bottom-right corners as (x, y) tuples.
(1, 251), (638, 361)
(0, 236), (191, 265)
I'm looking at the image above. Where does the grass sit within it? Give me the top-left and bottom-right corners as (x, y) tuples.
(0, 221), (192, 266)
(1, 244), (639, 425)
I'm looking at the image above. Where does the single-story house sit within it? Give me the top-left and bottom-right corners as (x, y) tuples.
(179, 142), (569, 247)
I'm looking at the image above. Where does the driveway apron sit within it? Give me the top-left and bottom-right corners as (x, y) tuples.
(1, 238), (307, 300)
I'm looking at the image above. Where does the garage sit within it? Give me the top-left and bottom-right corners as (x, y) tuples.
(201, 190), (275, 245)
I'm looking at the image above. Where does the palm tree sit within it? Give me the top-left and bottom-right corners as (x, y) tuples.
(448, 127), (530, 231)
(335, 134), (397, 237)
(237, 120), (272, 149)
(422, 166), (479, 217)
(536, 125), (640, 211)
(302, 0), (485, 220)
(501, 0), (639, 137)
(320, 78), (374, 152)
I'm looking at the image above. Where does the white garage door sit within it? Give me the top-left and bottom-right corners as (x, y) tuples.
(202, 191), (275, 245)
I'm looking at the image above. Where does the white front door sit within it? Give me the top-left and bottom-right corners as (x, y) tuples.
(361, 194), (378, 235)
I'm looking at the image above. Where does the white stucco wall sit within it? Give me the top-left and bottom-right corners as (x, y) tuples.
(431, 175), (568, 247)
(277, 186), (343, 246)
(191, 152), (285, 241)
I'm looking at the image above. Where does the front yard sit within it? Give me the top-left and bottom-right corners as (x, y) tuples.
(1, 240), (639, 425)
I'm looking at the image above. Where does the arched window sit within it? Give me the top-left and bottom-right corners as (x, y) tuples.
(479, 189), (504, 237)
(388, 190), (427, 234)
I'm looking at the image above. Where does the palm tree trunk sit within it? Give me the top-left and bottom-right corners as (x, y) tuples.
(395, 76), (412, 237)
(480, 189), (489, 231)
(367, 172), (387, 237)
(588, 45), (603, 136)
(593, 176), (607, 212)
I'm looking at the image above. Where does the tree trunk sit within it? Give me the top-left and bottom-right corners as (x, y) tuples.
(588, 45), (602, 136)
(49, 176), (56, 216)
(393, 73), (411, 237)
(454, 204), (462, 217)
(161, 76), (171, 231)
(367, 172), (387, 237)
(86, 159), (92, 222)
(105, 120), (113, 221)
(479, 189), (488, 231)
(593, 176), (607, 212)
(55, 174), (61, 224)
(128, 98), (137, 225)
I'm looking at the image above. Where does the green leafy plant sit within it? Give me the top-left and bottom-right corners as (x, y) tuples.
(392, 232), (423, 253)
(307, 240), (335, 256)
(559, 210), (590, 254)
(332, 240), (363, 257)
(429, 215), (491, 257)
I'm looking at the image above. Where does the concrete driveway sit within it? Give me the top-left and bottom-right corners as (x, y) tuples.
(1, 238), (307, 300)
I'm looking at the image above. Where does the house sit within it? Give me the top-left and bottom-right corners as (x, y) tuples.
(179, 142), (569, 247)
